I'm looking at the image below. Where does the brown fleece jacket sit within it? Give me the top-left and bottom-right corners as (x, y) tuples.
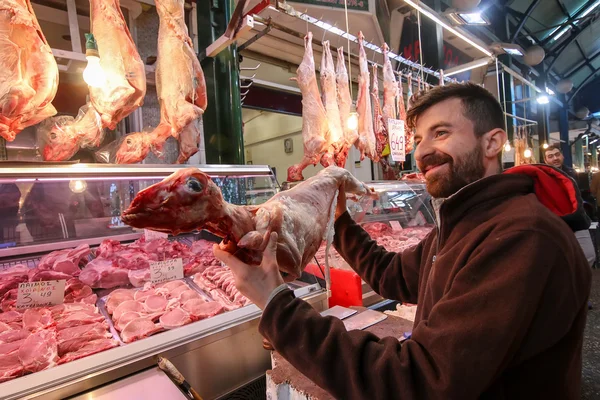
(259, 167), (592, 400)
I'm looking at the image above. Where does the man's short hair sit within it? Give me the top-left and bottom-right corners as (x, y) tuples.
(545, 143), (562, 155)
(406, 82), (505, 135)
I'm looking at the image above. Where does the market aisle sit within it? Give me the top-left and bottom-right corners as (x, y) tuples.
(582, 269), (600, 400)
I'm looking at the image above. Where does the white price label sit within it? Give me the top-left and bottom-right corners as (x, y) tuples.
(389, 221), (403, 231)
(144, 229), (168, 241)
(150, 258), (184, 284)
(388, 118), (406, 162)
(16, 280), (66, 310)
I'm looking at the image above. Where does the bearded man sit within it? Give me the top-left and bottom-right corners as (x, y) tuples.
(214, 83), (592, 399)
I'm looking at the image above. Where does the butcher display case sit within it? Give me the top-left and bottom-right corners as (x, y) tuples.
(0, 163), (327, 400)
(310, 180), (435, 307)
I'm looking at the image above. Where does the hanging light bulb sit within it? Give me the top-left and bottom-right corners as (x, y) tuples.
(69, 180), (87, 193)
(542, 142), (549, 149)
(347, 112), (359, 130)
(83, 33), (106, 88)
(504, 141), (511, 152)
(524, 148), (532, 158)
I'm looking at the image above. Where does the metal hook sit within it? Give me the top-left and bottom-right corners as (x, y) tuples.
(240, 89), (250, 96)
(240, 63), (261, 71)
(240, 73), (256, 81)
(240, 80), (254, 89)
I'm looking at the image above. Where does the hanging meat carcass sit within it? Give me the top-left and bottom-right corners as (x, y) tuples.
(122, 166), (376, 281)
(382, 44), (397, 127)
(287, 32), (330, 182)
(89, 0), (146, 129)
(335, 47), (358, 168)
(371, 64), (387, 161)
(0, 0), (58, 142)
(319, 41), (344, 168)
(355, 32), (377, 161)
(151, 0), (207, 162)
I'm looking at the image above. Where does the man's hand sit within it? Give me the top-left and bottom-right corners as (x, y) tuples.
(335, 185), (347, 220)
(213, 232), (284, 310)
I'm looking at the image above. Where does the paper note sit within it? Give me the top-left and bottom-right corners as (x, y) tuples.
(16, 280), (66, 309)
(150, 258), (184, 284)
(388, 118), (406, 162)
(144, 229), (168, 241)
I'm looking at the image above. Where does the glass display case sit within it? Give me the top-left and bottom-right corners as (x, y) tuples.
(311, 180), (435, 307)
(0, 163), (326, 400)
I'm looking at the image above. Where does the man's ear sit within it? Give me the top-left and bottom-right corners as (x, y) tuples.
(483, 128), (507, 160)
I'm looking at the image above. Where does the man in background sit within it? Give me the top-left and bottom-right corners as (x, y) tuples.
(544, 144), (577, 179)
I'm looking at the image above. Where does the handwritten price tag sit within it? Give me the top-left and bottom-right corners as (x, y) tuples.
(389, 221), (403, 232)
(16, 280), (66, 310)
(388, 118), (406, 162)
(150, 258), (184, 284)
(144, 229), (168, 241)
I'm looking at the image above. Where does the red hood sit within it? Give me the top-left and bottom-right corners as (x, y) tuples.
(503, 164), (579, 218)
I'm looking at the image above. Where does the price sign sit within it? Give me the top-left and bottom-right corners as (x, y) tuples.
(388, 118), (406, 162)
(389, 221), (403, 232)
(16, 280), (66, 310)
(144, 229), (168, 241)
(150, 258), (184, 284)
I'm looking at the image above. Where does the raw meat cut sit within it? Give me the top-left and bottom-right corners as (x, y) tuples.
(0, 329), (28, 344)
(371, 64), (387, 161)
(120, 317), (162, 343)
(182, 300), (224, 320)
(128, 268), (150, 287)
(0, 352), (23, 382)
(57, 322), (110, 343)
(28, 269), (72, 282)
(0, 321), (12, 333)
(159, 307), (191, 329)
(152, 0), (207, 158)
(176, 122), (201, 164)
(58, 338), (117, 364)
(115, 131), (155, 164)
(287, 32), (329, 182)
(0, 339), (23, 355)
(0, 0), (58, 142)
(88, 0), (146, 130)
(105, 290), (135, 314)
(335, 46), (358, 168)
(114, 311), (142, 332)
(355, 32), (377, 161)
(144, 295), (168, 312)
(382, 43), (397, 127)
(0, 310), (23, 324)
(112, 300), (145, 321)
(193, 273), (244, 311)
(178, 290), (201, 302)
(55, 310), (105, 330)
(319, 41), (344, 168)
(18, 329), (58, 373)
(79, 259), (130, 289)
(23, 308), (53, 331)
(122, 166), (376, 281)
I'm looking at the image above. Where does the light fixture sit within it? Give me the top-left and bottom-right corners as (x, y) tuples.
(444, 9), (489, 25)
(545, 87), (555, 96)
(504, 141), (511, 152)
(537, 95), (550, 105)
(580, 0), (600, 18)
(524, 148), (532, 158)
(83, 33), (106, 88)
(69, 180), (87, 193)
(403, 0), (493, 57)
(347, 112), (359, 130)
(491, 43), (525, 57)
(552, 26), (571, 42)
(542, 143), (549, 149)
(444, 57), (491, 77)
(590, 138), (599, 145)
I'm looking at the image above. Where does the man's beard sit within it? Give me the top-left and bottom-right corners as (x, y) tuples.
(422, 144), (486, 198)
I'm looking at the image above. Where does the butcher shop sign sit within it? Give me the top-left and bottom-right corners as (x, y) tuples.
(16, 280), (66, 309)
(388, 118), (406, 162)
(150, 258), (184, 284)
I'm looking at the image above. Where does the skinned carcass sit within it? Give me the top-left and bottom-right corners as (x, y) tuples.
(151, 0), (207, 163)
(0, 0), (58, 142)
(122, 166), (376, 281)
(319, 41), (344, 168)
(355, 32), (377, 161)
(89, 0), (146, 130)
(287, 32), (330, 182)
(371, 64), (387, 161)
(335, 47), (358, 168)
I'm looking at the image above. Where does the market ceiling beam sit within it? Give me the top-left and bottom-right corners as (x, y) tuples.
(563, 49), (600, 79)
(510, 0), (541, 43)
(541, 0), (598, 46)
(545, 14), (598, 73)
(569, 70), (600, 102)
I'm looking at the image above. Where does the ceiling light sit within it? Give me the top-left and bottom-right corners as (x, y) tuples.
(444, 9), (489, 25)
(543, 143), (549, 149)
(403, 0), (493, 57)
(537, 95), (550, 105)
(546, 87), (555, 95)
(552, 26), (571, 42)
(504, 142), (511, 152)
(590, 138), (599, 144)
(444, 57), (491, 76)
(491, 43), (525, 56)
(580, 0), (600, 18)
(524, 148), (532, 158)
